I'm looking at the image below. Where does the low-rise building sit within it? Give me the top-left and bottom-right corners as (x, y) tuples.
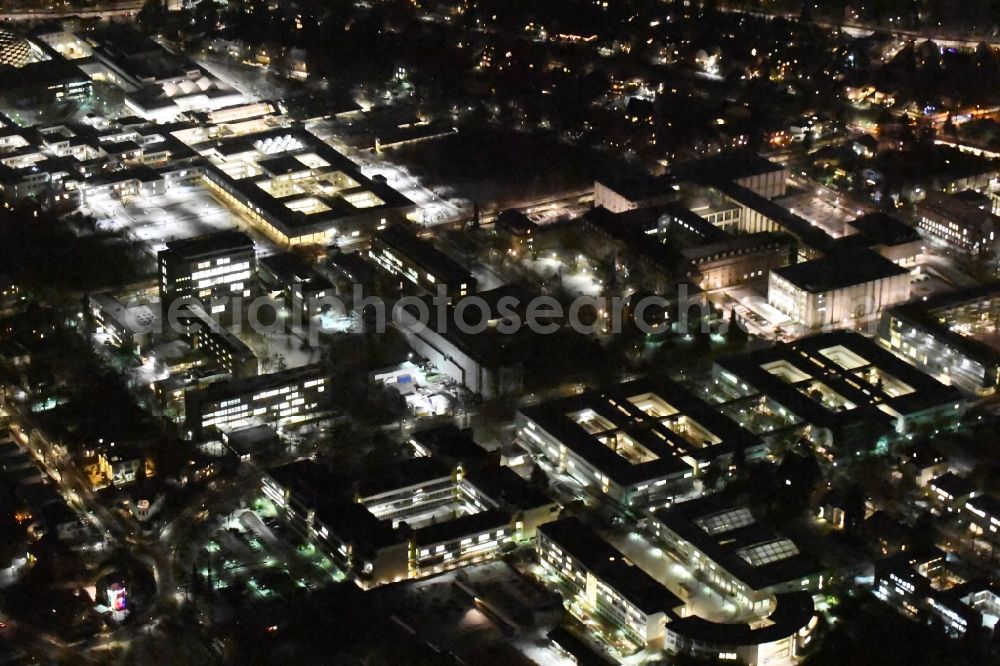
(917, 190), (1000, 255)
(175, 303), (258, 379)
(259, 251), (334, 321)
(394, 285), (525, 399)
(927, 472), (977, 510)
(841, 212), (923, 267)
(370, 224), (475, 297)
(873, 548), (999, 637)
(965, 494), (1000, 543)
(647, 498), (823, 612)
(262, 454), (557, 587)
(88, 293), (159, 357)
(593, 174), (678, 213)
(538, 517), (818, 662)
(671, 151), (789, 200)
(538, 517), (682, 648)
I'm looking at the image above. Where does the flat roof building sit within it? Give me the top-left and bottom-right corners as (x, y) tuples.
(714, 331), (964, 449)
(879, 282), (1000, 394)
(517, 377), (763, 506)
(158, 230), (257, 321)
(262, 453), (558, 587)
(197, 127), (413, 247)
(370, 224), (475, 297)
(768, 247), (910, 329)
(184, 364), (332, 438)
(671, 151), (789, 200)
(259, 252), (334, 321)
(537, 517), (818, 661)
(647, 497), (823, 611)
(917, 190), (1000, 255)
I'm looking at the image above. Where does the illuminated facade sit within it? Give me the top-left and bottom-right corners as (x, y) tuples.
(537, 517), (818, 664)
(767, 248), (910, 329)
(517, 377), (763, 506)
(370, 224), (475, 297)
(714, 331), (965, 448)
(879, 283), (1000, 394)
(158, 230), (257, 320)
(184, 364), (332, 437)
(262, 453), (557, 587)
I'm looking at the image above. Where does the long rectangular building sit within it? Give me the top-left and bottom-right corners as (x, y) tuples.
(879, 282), (1000, 395)
(184, 364), (332, 438)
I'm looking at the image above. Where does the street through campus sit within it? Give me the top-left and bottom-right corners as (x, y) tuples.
(1, 1), (1000, 664)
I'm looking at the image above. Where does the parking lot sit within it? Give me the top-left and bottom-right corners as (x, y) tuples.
(86, 186), (280, 255)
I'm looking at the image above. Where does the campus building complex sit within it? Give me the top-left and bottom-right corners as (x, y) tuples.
(879, 283), (1000, 395)
(198, 127), (413, 247)
(262, 434), (558, 587)
(538, 517), (818, 663)
(517, 377), (764, 506)
(714, 331), (964, 448)
(647, 497), (823, 611)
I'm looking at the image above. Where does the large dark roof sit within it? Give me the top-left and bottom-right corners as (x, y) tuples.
(715, 331), (963, 434)
(772, 247), (907, 293)
(671, 150), (785, 184)
(666, 592), (815, 646)
(519, 376), (760, 487)
(847, 212), (921, 247)
(163, 229), (254, 260)
(374, 224), (473, 286)
(715, 182), (836, 252)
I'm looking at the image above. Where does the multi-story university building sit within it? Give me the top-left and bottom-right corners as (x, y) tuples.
(767, 247), (911, 329)
(261, 436), (558, 587)
(158, 230), (257, 320)
(517, 377), (764, 507)
(369, 223), (476, 297)
(874, 547), (1000, 638)
(646, 498), (823, 613)
(537, 517), (818, 663)
(917, 190), (1000, 255)
(879, 283), (1000, 395)
(714, 331), (965, 449)
(184, 364), (331, 438)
